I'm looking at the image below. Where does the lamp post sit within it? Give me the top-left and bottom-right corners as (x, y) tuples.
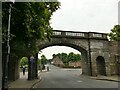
(2, 0), (14, 89)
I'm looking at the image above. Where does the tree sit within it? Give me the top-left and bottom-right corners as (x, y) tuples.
(60, 53), (68, 64)
(52, 54), (56, 59)
(20, 57), (28, 67)
(41, 54), (47, 65)
(68, 52), (75, 62)
(2, 2), (61, 58)
(52, 52), (81, 65)
(38, 59), (41, 65)
(74, 54), (81, 61)
(109, 25), (120, 41)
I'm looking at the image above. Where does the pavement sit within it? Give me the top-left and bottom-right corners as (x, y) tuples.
(89, 75), (120, 82)
(8, 69), (120, 89)
(8, 70), (42, 90)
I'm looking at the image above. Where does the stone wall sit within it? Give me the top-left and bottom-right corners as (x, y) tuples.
(8, 55), (19, 81)
(68, 61), (81, 67)
(90, 39), (110, 76)
(109, 41), (120, 75)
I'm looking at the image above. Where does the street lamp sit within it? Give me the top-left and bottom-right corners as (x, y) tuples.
(2, 0), (14, 89)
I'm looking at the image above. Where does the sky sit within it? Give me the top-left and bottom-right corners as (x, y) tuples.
(38, 0), (119, 59)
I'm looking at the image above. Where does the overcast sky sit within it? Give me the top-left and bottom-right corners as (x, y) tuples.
(38, 0), (119, 59)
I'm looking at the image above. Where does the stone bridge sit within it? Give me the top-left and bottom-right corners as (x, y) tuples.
(7, 30), (120, 81)
(38, 30), (110, 76)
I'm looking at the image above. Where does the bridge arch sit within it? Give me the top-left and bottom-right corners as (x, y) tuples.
(96, 56), (106, 76)
(39, 42), (86, 52)
(38, 42), (91, 75)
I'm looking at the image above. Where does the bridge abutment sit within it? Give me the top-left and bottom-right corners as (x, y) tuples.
(105, 62), (111, 76)
(8, 55), (19, 81)
(28, 54), (38, 80)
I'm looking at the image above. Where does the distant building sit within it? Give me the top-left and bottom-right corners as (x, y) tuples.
(118, 1), (120, 24)
(52, 56), (64, 67)
(52, 55), (82, 68)
(68, 61), (81, 68)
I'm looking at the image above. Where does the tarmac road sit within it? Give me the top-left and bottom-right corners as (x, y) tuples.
(34, 65), (119, 88)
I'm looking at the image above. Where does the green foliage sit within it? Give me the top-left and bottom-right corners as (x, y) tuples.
(109, 25), (120, 41)
(52, 52), (81, 64)
(2, 2), (61, 58)
(38, 59), (41, 65)
(52, 54), (56, 59)
(20, 57), (28, 67)
(40, 54), (47, 65)
(75, 54), (81, 61)
(68, 52), (75, 62)
(60, 53), (68, 63)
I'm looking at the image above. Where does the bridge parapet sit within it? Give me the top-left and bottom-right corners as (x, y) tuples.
(88, 32), (108, 40)
(52, 30), (108, 40)
(52, 30), (88, 38)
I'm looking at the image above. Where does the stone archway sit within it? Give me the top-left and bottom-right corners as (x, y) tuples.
(39, 42), (91, 76)
(96, 56), (106, 76)
(19, 57), (28, 79)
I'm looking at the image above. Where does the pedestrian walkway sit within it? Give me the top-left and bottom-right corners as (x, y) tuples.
(8, 71), (41, 90)
(90, 75), (120, 82)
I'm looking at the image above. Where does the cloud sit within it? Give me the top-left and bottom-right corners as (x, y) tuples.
(38, 46), (80, 59)
(51, 0), (119, 33)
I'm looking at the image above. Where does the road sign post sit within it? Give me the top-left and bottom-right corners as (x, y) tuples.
(30, 56), (34, 80)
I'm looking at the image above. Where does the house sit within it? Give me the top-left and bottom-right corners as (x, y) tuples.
(52, 56), (64, 67)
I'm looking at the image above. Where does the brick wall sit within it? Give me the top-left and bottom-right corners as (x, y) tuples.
(68, 61), (81, 67)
